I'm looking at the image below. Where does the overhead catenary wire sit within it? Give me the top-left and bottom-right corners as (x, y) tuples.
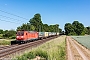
(0, 9), (29, 20)
(0, 19), (20, 24)
(0, 9), (30, 24)
(0, 15), (25, 23)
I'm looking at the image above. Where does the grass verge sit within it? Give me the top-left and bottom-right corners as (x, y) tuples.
(0, 40), (11, 45)
(16, 35), (66, 60)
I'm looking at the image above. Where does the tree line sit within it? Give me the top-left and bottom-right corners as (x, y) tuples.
(0, 29), (16, 39)
(64, 21), (90, 35)
(17, 13), (62, 33)
(0, 13), (62, 39)
(0, 13), (90, 39)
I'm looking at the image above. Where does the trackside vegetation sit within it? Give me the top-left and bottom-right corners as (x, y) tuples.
(16, 36), (66, 60)
(0, 39), (14, 45)
(0, 30), (16, 39)
(0, 40), (11, 45)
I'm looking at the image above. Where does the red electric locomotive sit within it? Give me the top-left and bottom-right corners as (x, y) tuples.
(11, 30), (39, 44)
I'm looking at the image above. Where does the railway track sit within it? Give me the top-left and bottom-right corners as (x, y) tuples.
(66, 36), (90, 60)
(0, 36), (58, 59)
(0, 44), (18, 50)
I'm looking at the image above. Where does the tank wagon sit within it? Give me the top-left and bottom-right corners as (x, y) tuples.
(11, 30), (60, 45)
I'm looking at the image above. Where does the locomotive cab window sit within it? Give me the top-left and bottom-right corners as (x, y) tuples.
(26, 33), (27, 35)
(17, 31), (24, 36)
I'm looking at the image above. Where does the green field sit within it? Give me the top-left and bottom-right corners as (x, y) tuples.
(71, 35), (90, 49)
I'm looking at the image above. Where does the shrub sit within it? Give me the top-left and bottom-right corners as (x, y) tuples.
(34, 49), (48, 60)
(26, 52), (35, 59)
(17, 56), (28, 60)
(9, 36), (16, 39)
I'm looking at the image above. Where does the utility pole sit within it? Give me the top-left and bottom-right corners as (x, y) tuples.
(39, 25), (41, 32)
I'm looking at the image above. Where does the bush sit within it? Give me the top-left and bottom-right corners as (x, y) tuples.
(9, 36), (16, 39)
(17, 56), (28, 60)
(34, 49), (48, 59)
(26, 52), (35, 59)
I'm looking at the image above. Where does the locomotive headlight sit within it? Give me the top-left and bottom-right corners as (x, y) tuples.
(21, 36), (24, 38)
(17, 36), (19, 38)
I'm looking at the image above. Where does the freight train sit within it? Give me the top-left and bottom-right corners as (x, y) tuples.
(11, 30), (59, 45)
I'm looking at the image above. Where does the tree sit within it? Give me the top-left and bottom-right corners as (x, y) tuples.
(55, 24), (59, 32)
(30, 25), (35, 31)
(17, 23), (35, 31)
(72, 21), (84, 35)
(59, 28), (62, 33)
(3, 30), (16, 39)
(64, 21), (85, 35)
(64, 23), (75, 35)
(17, 13), (62, 32)
(29, 13), (43, 32)
(3, 30), (8, 34)
(82, 27), (88, 35)
(49, 25), (55, 32)
(42, 24), (49, 32)
(86, 26), (90, 35)
(21, 23), (27, 30)
(17, 26), (21, 30)
(0, 29), (3, 34)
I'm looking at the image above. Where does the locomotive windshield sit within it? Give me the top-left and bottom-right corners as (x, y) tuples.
(17, 31), (24, 36)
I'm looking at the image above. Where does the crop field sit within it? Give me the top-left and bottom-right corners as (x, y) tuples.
(71, 35), (90, 50)
(16, 36), (66, 60)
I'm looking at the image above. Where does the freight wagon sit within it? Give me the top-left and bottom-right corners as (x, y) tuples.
(56, 32), (59, 35)
(39, 32), (48, 39)
(48, 32), (52, 37)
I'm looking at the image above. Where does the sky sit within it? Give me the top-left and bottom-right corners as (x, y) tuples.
(0, 0), (90, 31)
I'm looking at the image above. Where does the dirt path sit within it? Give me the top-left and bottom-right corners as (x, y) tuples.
(66, 36), (90, 60)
